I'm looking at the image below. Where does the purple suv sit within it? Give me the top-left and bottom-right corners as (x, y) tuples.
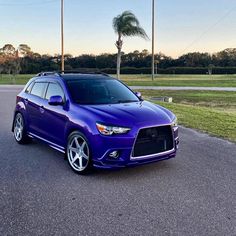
(12, 72), (179, 174)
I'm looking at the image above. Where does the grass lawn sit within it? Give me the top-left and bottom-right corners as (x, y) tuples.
(0, 74), (33, 85)
(139, 90), (236, 110)
(121, 74), (236, 87)
(0, 74), (236, 87)
(157, 102), (236, 142)
(138, 90), (236, 142)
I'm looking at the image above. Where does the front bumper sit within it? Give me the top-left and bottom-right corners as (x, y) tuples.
(91, 126), (179, 169)
(93, 150), (177, 169)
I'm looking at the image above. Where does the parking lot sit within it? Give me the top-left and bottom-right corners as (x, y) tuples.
(0, 87), (236, 235)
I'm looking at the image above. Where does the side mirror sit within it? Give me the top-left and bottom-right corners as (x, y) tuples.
(48, 95), (64, 106)
(135, 91), (142, 99)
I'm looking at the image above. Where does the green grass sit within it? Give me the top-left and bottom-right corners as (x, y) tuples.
(155, 102), (236, 142)
(0, 74), (236, 87)
(0, 74), (33, 85)
(121, 74), (236, 87)
(138, 89), (236, 142)
(139, 90), (236, 110)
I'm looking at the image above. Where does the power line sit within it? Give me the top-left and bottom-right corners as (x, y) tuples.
(180, 5), (236, 55)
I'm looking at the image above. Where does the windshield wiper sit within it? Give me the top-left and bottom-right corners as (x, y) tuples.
(116, 100), (138, 103)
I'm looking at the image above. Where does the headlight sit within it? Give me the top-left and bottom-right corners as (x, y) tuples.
(96, 123), (131, 135)
(171, 117), (178, 127)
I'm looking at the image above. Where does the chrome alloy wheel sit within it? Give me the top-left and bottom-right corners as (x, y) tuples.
(14, 113), (24, 141)
(67, 134), (90, 172)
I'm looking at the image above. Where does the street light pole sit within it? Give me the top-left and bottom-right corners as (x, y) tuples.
(61, 0), (64, 72)
(151, 0), (155, 81)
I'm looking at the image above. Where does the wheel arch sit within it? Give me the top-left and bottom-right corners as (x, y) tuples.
(11, 110), (24, 132)
(64, 123), (92, 145)
(12, 100), (28, 132)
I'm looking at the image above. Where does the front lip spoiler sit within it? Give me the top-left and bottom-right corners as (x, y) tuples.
(93, 152), (176, 169)
(130, 148), (175, 160)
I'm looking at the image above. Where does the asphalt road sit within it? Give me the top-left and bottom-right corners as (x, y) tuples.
(0, 87), (236, 236)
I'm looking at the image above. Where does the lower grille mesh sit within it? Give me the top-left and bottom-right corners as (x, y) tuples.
(132, 125), (173, 157)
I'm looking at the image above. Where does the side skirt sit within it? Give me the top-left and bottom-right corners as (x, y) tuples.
(28, 132), (65, 154)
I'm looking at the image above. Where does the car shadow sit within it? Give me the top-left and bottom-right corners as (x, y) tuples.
(28, 139), (175, 179)
(90, 160), (174, 179)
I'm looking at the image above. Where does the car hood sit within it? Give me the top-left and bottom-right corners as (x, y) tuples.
(78, 101), (174, 127)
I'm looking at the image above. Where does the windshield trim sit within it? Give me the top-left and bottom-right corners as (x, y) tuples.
(74, 100), (140, 105)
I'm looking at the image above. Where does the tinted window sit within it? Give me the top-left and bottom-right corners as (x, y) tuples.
(25, 82), (34, 93)
(67, 79), (139, 105)
(45, 83), (64, 100)
(30, 82), (47, 98)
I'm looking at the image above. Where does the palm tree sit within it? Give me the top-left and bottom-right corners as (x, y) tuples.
(113, 11), (148, 79)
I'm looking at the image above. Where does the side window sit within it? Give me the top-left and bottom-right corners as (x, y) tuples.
(25, 82), (34, 94)
(30, 82), (47, 98)
(45, 83), (64, 100)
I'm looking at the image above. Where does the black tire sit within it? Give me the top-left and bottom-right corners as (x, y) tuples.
(66, 131), (92, 174)
(13, 113), (31, 144)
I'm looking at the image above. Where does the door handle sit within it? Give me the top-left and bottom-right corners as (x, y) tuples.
(39, 105), (45, 113)
(25, 98), (28, 105)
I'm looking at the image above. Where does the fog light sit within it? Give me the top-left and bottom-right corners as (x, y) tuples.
(109, 151), (119, 159)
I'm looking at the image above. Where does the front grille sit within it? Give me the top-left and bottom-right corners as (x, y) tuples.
(132, 125), (174, 158)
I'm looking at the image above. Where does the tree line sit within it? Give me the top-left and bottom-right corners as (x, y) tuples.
(1, 43), (236, 74)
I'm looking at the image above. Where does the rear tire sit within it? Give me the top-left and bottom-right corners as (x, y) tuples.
(13, 113), (31, 144)
(66, 131), (92, 174)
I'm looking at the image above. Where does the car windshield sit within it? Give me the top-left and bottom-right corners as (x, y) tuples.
(66, 78), (140, 105)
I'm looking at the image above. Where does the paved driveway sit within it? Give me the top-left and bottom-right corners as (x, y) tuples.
(0, 87), (236, 235)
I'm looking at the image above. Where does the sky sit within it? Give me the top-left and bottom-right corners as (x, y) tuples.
(0, 0), (236, 58)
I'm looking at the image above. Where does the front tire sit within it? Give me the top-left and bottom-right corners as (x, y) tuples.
(66, 131), (92, 174)
(13, 113), (30, 144)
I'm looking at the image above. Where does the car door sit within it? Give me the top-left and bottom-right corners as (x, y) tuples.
(26, 81), (48, 137)
(42, 82), (68, 147)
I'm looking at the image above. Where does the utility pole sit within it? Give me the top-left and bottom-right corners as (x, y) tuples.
(151, 0), (155, 80)
(61, 0), (64, 72)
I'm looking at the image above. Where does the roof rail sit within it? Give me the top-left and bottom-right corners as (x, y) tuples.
(59, 70), (110, 77)
(36, 71), (110, 78)
(36, 72), (60, 77)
